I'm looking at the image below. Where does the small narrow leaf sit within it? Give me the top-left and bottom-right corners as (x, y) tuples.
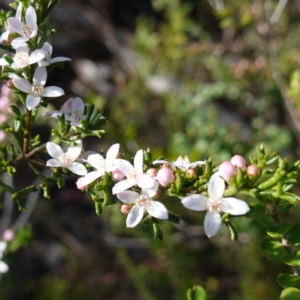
(277, 273), (300, 288)
(187, 285), (207, 300)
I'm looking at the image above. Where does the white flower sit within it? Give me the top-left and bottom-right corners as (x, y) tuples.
(116, 182), (168, 227)
(153, 155), (205, 172)
(112, 150), (156, 194)
(8, 6), (38, 49)
(38, 42), (71, 66)
(46, 142), (87, 176)
(182, 172), (250, 238)
(12, 66), (64, 110)
(0, 2), (22, 43)
(82, 143), (119, 185)
(0, 241), (9, 274)
(10, 45), (46, 69)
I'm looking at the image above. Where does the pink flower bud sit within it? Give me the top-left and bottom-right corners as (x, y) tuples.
(156, 167), (175, 186)
(230, 155), (246, 169)
(3, 229), (14, 242)
(147, 168), (157, 177)
(76, 177), (88, 191)
(112, 168), (125, 182)
(0, 130), (6, 142)
(186, 168), (197, 178)
(247, 165), (260, 177)
(218, 161), (237, 181)
(120, 204), (131, 215)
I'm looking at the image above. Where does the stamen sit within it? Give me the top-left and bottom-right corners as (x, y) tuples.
(207, 198), (222, 212)
(59, 153), (73, 168)
(136, 194), (150, 208)
(21, 24), (32, 38)
(31, 83), (44, 96)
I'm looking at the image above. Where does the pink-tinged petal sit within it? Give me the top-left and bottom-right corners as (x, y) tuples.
(61, 98), (73, 114)
(68, 163), (87, 176)
(82, 170), (103, 185)
(126, 205), (144, 228)
(50, 57), (71, 64)
(0, 58), (9, 67)
(46, 142), (63, 160)
(0, 31), (9, 42)
(11, 37), (28, 49)
(0, 261), (9, 273)
(146, 200), (168, 220)
(106, 143), (119, 165)
(142, 180), (159, 198)
(208, 172), (225, 199)
(43, 86), (64, 97)
(116, 191), (139, 204)
(221, 197), (250, 215)
(188, 161), (205, 168)
(182, 194), (207, 211)
(87, 154), (104, 169)
(26, 95), (40, 110)
(112, 179), (134, 194)
(7, 18), (23, 35)
(67, 145), (82, 160)
(115, 159), (134, 177)
(72, 97), (85, 112)
(28, 49), (46, 64)
(33, 67), (47, 84)
(43, 110), (63, 118)
(138, 174), (155, 189)
(46, 158), (61, 167)
(134, 149), (144, 174)
(26, 7), (37, 30)
(13, 78), (31, 93)
(204, 212), (222, 238)
(15, 3), (22, 20)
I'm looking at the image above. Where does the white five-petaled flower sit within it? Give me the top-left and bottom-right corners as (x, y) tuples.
(38, 42), (71, 66)
(8, 6), (38, 49)
(0, 241), (9, 274)
(43, 97), (85, 127)
(153, 155), (205, 172)
(82, 143), (120, 185)
(112, 150), (156, 194)
(116, 182), (168, 227)
(182, 172), (250, 238)
(46, 142), (87, 176)
(0, 2), (22, 43)
(12, 66), (64, 110)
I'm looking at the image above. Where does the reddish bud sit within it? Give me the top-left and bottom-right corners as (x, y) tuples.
(76, 177), (88, 191)
(112, 168), (125, 182)
(247, 165), (260, 177)
(156, 167), (175, 186)
(230, 155), (246, 169)
(3, 229), (14, 242)
(186, 168), (197, 178)
(147, 168), (157, 177)
(218, 161), (237, 181)
(120, 204), (131, 215)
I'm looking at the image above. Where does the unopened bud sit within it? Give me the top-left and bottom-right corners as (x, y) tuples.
(76, 177), (88, 191)
(186, 168), (197, 178)
(120, 204), (131, 215)
(112, 168), (125, 182)
(247, 164), (260, 177)
(156, 167), (175, 186)
(230, 155), (246, 169)
(3, 229), (14, 242)
(147, 168), (157, 177)
(218, 161), (237, 181)
(7, 80), (14, 88)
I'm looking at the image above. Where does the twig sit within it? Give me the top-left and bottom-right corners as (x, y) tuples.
(270, 0), (289, 25)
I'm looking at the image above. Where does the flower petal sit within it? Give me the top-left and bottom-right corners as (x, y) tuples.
(134, 149), (144, 174)
(208, 172), (225, 199)
(43, 86), (64, 97)
(43, 110), (63, 118)
(116, 191), (139, 204)
(33, 67), (47, 85)
(46, 142), (63, 160)
(26, 95), (40, 110)
(11, 37), (28, 49)
(68, 163), (87, 176)
(50, 57), (71, 64)
(26, 7), (37, 31)
(142, 180), (159, 198)
(222, 197), (250, 215)
(67, 144), (82, 160)
(72, 97), (85, 112)
(7, 18), (23, 35)
(82, 170), (103, 185)
(13, 78), (31, 93)
(0, 260), (9, 273)
(115, 159), (133, 177)
(0, 241), (7, 252)
(46, 158), (61, 167)
(138, 174), (155, 189)
(188, 161), (205, 168)
(29, 49), (46, 64)
(182, 194), (207, 211)
(106, 143), (119, 165)
(126, 205), (144, 228)
(204, 212), (222, 238)
(87, 154), (104, 169)
(146, 200), (168, 220)
(112, 179), (134, 194)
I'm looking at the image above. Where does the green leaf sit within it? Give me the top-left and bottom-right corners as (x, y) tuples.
(267, 222), (290, 238)
(277, 273), (300, 288)
(153, 221), (163, 241)
(187, 285), (207, 300)
(261, 238), (287, 261)
(286, 225), (300, 245)
(283, 250), (300, 267)
(247, 203), (267, 218)
(280, 287), (300, 300)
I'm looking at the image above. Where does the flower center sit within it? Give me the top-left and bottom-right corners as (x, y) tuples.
(94, 158), (107, 171)
(59, 153), (73, 168)
(21, 24), (33, 38)
(207, 197), (222, 212)
(14, 51), (29, 66)
(31, 83), (44, 96)
(127, 169), (139, 183)
(71, 110), (84, 124)
(136, 194), (150, 208)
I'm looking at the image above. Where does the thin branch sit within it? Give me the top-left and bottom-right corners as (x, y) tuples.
(270, 0), (289, 25)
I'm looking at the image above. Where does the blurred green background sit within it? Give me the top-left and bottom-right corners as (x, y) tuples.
(1, 0), (300, 299)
